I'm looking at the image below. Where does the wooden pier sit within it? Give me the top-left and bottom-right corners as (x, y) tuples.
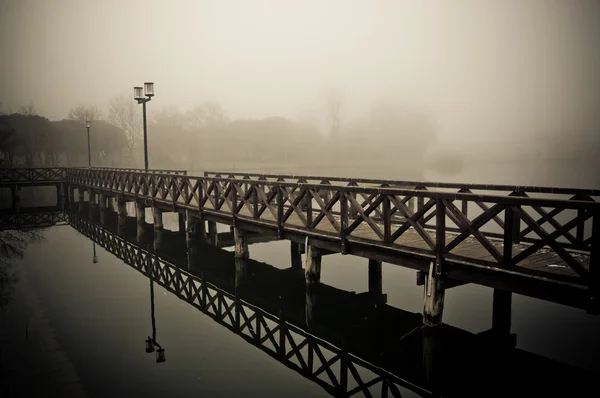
(1, 167), (599, 321)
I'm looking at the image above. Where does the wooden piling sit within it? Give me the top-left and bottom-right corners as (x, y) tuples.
(422, 326), (443, 394)
(492, 289), (512, 335)
(291, 241), (303, 270)
(88, 191), (97, 219)
(423, 262), (445, 326)
(368, 259), (382, 296)
(152, 207), (163, 230)
(235, 257), (248, 291)
(11, 186), (21, 213)
(106, 196), (115, 212)
(234, 227), (249, 258)
(117, 195), (127, 229)
(305, 283), (318, 328)
(78, 188), (85, 213)
(208, 221), (218, 246)
(178, 212), (186, 236)
(135, 202), (145, 226)
(99, 194), (106, 224)
(305, 245), (322, 284)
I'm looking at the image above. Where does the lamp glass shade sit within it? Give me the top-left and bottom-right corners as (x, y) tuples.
(134, 86), (144, 100)
(156, 348), (166, 363)
(145, 338), (155, 353)
(144, 82), (154, 97)
(85, 120), (91, 128)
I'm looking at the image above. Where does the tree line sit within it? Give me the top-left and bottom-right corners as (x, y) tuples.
(0, 95), (443, 175)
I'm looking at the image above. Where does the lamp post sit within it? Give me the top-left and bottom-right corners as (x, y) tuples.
(144, 247), (165, 363)
(85, 120), (91, 167)
(134, 82), (154, 171)
(92, 241), (98, 263)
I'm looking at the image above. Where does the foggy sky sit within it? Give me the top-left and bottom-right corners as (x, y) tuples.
(1, 0), (598, 149)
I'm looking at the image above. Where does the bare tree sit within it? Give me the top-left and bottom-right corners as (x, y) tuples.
(68, 105), (104, 123)
(17, 101), (36, 116)
(185, 101), (228, 128)
(107, 95), (142, 160)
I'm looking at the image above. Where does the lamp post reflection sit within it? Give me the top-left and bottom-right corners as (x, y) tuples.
(145, 245), (165, 363)
(92, 242), (98, 263)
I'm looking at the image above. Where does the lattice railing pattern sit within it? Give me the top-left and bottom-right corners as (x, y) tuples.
(0, 167), (66, 184)
(66, 168), (600, 287)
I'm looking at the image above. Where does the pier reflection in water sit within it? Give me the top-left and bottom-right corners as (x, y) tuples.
(1, 198), (598, 397)
(47, 202), (594, 398)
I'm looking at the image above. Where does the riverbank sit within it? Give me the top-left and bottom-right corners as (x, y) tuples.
(0, 271), (88, 398)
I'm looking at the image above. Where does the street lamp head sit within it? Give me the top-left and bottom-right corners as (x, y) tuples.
(144, 82), (154, 97)
(156, 348), (166, 363)
(85, 120), (91, 128)
(145, 338), (155, 353)
(134, 86), (144, 100)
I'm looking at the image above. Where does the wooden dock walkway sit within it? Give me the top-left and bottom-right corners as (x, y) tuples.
(1, 166), (599, 317)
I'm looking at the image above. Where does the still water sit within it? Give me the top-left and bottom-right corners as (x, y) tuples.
(1, 207), (599, 397)
(1, 161), (599, 397)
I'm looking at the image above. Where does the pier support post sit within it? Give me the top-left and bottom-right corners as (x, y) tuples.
(234, 227), (249, 258)
(98, 194), (106, 225)
(492, 289), (512, 335)
(305, 245), (322, 284)
(10, 185), (21, 213)
(135, 202), (146, 243)
(107, 196), (115, 212)
(152, 207), (163, 230)
(291, 241), (303, 270)
(78, 188), (85, 213)
(207, 221), (218, 246)
(368, 259), (382, 296)
(235, 257), (248, 291)
(153, 208), (163, 251)
(422, 326), (443, 394)
(186, 215), (207, 244)
(56, 183), (65, 208)
(135, 202), (145, 226)
(305, 283), (318, 329)
(68, 184), (75, 210)
(423, 262), (445, 326)
(117, 195), (127, 229)
(178, 212), (186, 237)
(89, 191), (97, 220)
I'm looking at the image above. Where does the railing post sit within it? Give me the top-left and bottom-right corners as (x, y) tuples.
(590, 207), (600, 314)
(340, 191), (348, 254)
(503, 205), (514, 266)
(231, 181), (237, 221)
(458, 187), (469, 217)
(435, 198), (445, 277)
(277, 185), (284, 238)
(382, 193), (391, 243)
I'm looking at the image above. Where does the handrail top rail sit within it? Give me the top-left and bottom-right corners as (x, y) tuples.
(203, 170), (600, 197)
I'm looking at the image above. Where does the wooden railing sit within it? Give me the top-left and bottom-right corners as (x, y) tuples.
(70, 213), (430, 398)
(0, 167), (66, 185)
(87, 167), (187, 175)
(67, 168), (600, 290)
(0, 210), (68, 230)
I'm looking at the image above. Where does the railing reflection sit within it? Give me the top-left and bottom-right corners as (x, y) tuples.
(66, 209), (597, 397)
